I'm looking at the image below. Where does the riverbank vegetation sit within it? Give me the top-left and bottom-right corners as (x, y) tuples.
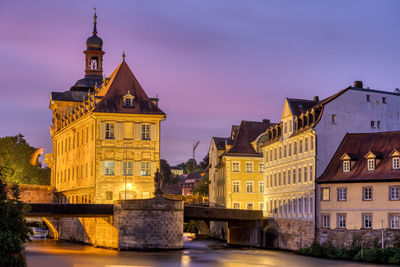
(296, 239), (400, 264)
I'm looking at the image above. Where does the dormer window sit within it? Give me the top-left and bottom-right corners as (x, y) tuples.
(393, 157), (400, 169)
(123, 91), (135, 108)
(367, 159), (375, 171)
(343, 161), (350, 172)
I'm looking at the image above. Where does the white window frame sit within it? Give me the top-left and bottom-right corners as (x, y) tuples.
(322, 188), (330, 201)
(105, 123), (115, 139)
(259, 181), (265, 193)
(390, 186), (400, 200)
(233, 202), (240, 209)
(232, 181), (240, 193)
(245, 162), (254, 173)
(259, 202), (264, 211)
(246, 202), (254, 210)
(141, 124), (151, 140)
(363, 186), (373, 201)
(105, 161), (115, 176)
(337, 214), (346, 229)
(322, 215), (330, 228)
(367, 159), (375, 171)
(343, 161), (350, 172)
(232, 162), (240, 173)
(141, 162), (150, 176)
(246, 181), (254, 193)
(390, 214), (399, 229)
(123, 161), (133, 176)
(338, 187), (347, 201)
(362, 214), (372, 229)
(393, 157), (400, 169)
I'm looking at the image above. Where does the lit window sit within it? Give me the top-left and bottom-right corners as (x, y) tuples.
(338, 188), (347, 201)
(390, 186), (400, 200)
(247, 203), (254, 210)
(322, 215), (330, 228)
(232, 162), (240, 172)
(141, 162), (150, 176)
(367, 159), (375, 171)
(322, 188), (330, 201)
(233, 203), (240, 209)
(246, 162), (254, 173)
(363, 186), (373, 201)
(232, 181), (240, 193)
(123, 161), (133, 176)
(105, 123), (115, 139)
(246, 181), (254, 193)
(141, 124), (151, 140)
(393, 158), (400, 169)
(390, 215), (399, 229)
(105, 161), (115, 176)
(343, 161), (350, 172)
(259, 163), (264, 173)
(259, 181), (264, 193)
(337, 214), (346, 228)
(362, 214), (372, 229)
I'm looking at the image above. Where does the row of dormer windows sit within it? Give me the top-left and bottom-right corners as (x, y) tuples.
(342, 157), (400, 172)
(266, 136), (314, 163)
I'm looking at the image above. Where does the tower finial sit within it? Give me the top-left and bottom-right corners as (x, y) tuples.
(122, 51), (126, 62)
(93, 7), (98, 35)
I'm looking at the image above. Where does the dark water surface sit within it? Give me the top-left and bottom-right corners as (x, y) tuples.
(27, 239), (386, 267)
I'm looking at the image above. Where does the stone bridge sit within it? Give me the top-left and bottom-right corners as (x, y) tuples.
(26, 201), (263, 249)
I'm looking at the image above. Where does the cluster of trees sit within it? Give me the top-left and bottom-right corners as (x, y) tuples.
(160, 155), (210, 196)
(0, 174), (31, 266)
(0, 134), (50, 185)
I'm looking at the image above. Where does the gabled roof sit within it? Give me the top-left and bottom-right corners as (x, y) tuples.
(212, 137), (230, 150)
(225, 120), (272, 156)
(93, 61), (165, 115)
(318, 131), (400, 183)
(287, 98), (319, 116)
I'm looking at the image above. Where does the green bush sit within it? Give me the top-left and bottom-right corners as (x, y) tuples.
(0, 179), (31, 267)
(388, 250), (400, 265)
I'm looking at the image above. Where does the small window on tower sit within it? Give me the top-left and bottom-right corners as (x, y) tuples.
(90, 57), (98, 70)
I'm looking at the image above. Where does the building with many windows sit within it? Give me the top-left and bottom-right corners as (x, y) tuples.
(317, 131), (400, 248)
(45, 13), (165, 204)
(261, 81), (400, 249)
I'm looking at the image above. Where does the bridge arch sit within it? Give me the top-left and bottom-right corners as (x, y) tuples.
(41, 217), (59, 240)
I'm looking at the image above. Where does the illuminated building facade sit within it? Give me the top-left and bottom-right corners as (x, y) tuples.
(46, 13), (165, 204)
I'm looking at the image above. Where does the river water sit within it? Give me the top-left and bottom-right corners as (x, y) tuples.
(26, 237), (386, 267)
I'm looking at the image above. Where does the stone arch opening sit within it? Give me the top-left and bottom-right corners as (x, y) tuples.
(41, 217), (59, 240)
(262, 219), (280, 248)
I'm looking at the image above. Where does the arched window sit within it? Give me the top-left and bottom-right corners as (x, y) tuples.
(90, 57), (99, 69)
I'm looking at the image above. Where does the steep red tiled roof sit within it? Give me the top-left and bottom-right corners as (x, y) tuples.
(318, 131), (400, 183)
(225, 120), (272, 156)
(93, 61), (165, 115)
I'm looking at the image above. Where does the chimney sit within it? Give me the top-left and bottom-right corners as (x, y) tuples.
(313, 96), (319, 102)
(354, 81), (363, 88)
(263, 119), (270, 124)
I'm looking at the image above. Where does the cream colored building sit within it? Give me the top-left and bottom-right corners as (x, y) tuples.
(46, 14), (165, 204)
(317, 132), (400, 248)
(208, 120), (271, 210)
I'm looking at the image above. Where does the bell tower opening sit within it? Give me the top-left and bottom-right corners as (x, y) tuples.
(84, 9), (105, 77)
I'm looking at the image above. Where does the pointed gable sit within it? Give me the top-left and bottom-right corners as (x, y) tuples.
(281, 98), (293, 120)
(93, 61), (165, 115)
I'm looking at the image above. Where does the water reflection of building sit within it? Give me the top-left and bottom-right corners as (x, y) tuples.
(46, 12), (165, 204)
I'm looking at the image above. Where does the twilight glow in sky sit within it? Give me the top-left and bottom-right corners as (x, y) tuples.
(1, 0), (400, 165)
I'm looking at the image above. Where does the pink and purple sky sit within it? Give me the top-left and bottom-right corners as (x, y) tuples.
(1, 0), (400, 165)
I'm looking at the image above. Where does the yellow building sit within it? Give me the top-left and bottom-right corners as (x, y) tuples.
(170, 167), (184, 176)
(317, 131), (400, 248)
(46, 13), (165, 204)
(208, 120), (271, 210)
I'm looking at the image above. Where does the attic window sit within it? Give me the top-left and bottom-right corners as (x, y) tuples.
(393, 157), (400, 169)
(125, 98), (132, 107)
(343, 161), (350, 172)
(123, 91), (135, 108)
(367, 159), (375, 171)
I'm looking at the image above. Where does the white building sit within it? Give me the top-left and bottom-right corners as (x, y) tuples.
(261, 81), (400, 250)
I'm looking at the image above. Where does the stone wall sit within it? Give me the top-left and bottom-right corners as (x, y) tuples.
(210, 221), (228, 241)
(264, 218), (314, 250)
(114, 195), (183, 250)
(11, 184), (56, 203)
(318, 228), (400, 249)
